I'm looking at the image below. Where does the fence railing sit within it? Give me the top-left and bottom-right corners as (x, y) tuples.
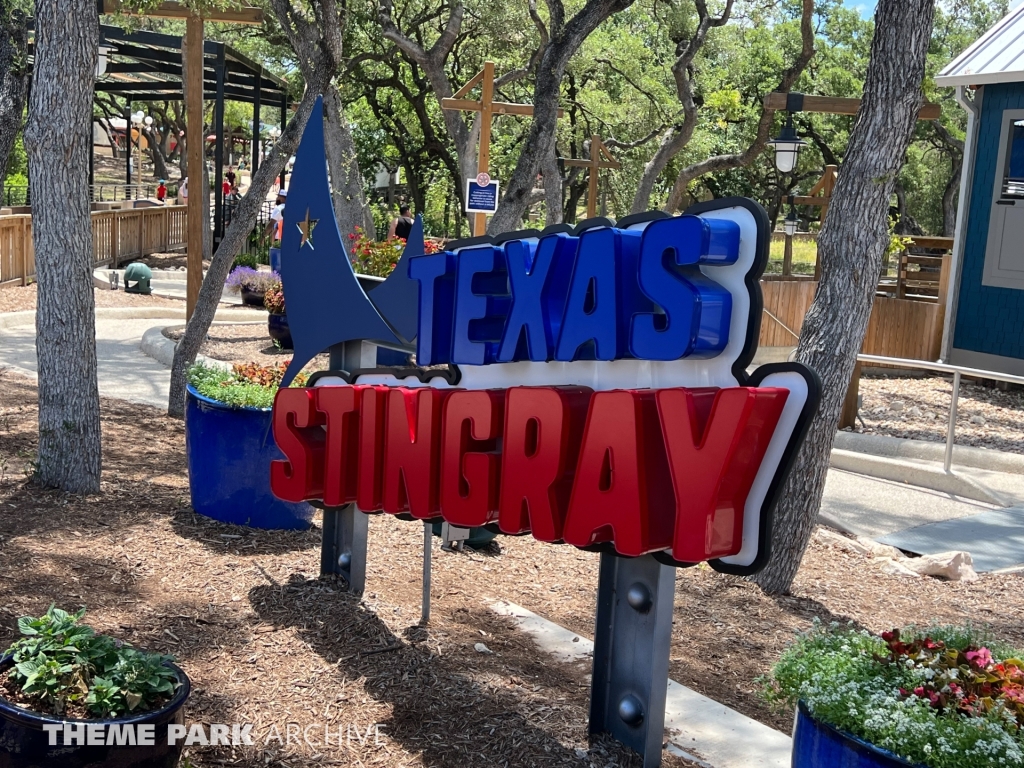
(856, 354), (1024, 472)
(0, 205), (187, 287)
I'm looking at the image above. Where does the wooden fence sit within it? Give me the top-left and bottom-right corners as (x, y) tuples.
(759, 254), (950, 361)
(0, 205), (187, 287)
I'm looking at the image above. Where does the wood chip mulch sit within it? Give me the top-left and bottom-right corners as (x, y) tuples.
(2, 370), (1023, 767)
(0, 284), (182, 314)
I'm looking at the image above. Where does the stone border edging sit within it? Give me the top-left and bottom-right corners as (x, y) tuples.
(834, 430), (1024, 476)
(829, 449), (1005, 507)
(140, 319), (266, 370)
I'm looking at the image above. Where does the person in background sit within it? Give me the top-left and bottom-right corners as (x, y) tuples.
(224, 185), (240, 226)
(225, 166), (236, 188)
(156, 180), (167, 202)
(264, 188), (287, 243)
(222, 178), (231, 196)
(388, 204), (414, 239)
(178, 177), (188, 205)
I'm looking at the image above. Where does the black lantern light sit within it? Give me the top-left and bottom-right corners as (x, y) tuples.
(769, 114), (806, 174)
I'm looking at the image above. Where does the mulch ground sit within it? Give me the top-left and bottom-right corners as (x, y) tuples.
(2, 370), (1024, 767)
(858, 373), (1024, 454)
(0, 283), (182, 314)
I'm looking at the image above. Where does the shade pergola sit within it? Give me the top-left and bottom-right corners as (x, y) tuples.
(28, 22), (290, 242)
(96, 24), (289, 241)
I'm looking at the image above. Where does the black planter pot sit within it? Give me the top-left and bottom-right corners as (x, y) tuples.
(0, 655), (191, 768)
(267, 313), (293, 350)
(240, 286), (267, 307)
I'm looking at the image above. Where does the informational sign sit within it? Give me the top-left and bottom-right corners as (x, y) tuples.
(475, 172), (491, 187)
(465, 179), (499, 214)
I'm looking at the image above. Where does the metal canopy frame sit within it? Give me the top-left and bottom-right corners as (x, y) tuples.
(27, 22), (290, 241)
(95, 25), (289, 242)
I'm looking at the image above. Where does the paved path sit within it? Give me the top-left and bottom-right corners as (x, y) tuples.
(1, 317), (177, 408)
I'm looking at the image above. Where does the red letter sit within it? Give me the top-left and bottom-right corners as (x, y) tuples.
(316, 386), (361, 506)
(498, 386), (591, 540)
(356, 386), (388, 512)
(271, 388), (325, 502)
(656, 387), (789, 562)
(561, 390), (675, 556)
(382, 387), (450, 518)
(440, 390), (505, 526)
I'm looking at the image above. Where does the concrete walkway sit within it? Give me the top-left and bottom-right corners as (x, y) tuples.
(0, 307), (266, 409)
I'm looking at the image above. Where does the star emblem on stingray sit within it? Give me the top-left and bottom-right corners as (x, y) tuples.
(297, 208), (318, 249)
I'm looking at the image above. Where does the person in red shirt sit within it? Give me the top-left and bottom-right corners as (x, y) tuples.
(222, 178), (231, 196)
(156, 180), (167, 202)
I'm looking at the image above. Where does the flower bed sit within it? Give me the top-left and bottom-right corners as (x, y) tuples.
(347, 227), (443, 278)
(764, 621), (1024, 767)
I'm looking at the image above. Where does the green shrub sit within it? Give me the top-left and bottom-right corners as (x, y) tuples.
(187, 361), (308, 410)
(232, 251), (259, 270)
(3, 606), (179, 719)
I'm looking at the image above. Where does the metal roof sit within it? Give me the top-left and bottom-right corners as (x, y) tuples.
(28, 23), (290, 105)
(936, 4), (1024, 87)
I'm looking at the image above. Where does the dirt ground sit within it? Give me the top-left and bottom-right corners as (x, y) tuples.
(2, 371), (1024, 768)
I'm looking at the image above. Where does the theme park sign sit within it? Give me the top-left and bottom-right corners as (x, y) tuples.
(267, 98), (818, 575)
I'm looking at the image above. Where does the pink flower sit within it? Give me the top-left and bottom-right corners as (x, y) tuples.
(966, 648), (993, 669)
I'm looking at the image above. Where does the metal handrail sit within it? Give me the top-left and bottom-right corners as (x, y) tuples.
(856, 353), (1024, 472)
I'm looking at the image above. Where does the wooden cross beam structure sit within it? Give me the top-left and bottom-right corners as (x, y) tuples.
(103, 0), (264, 319)
(763, 92), (942, 121)
(562, 135), (620, 220)
(441, 61), (563, 236)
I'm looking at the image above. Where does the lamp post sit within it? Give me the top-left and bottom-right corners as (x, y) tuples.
(782, 200), (799, 276)
(130, 111), (154, 195)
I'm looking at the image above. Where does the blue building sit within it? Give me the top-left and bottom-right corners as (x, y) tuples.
(938, 5), (1024, 375)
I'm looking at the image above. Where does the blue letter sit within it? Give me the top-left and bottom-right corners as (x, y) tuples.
(498, 233), (578, 362)
(555, 228), (644, 361)
(409, 252), (456, 365)
(629, 215), (736, 360)
(451, 246), (511, 365)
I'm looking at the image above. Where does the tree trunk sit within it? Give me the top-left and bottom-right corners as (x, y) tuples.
(0, 4), (28, 200)
(323, 83), (371, 239)
(24, 0), (101, 493)
(942, 155), (962, 237)
(751, 0), (936, 595)
(145, 127), (170, 181)
(167, 83), (326, 418)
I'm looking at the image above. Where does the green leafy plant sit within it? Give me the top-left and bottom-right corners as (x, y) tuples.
(346, 226), (443, 277)
(230, 252), (260, 272)
(188, 361), (307, 409)
(762, 621), (1024, 768)
(2, 606), (179, 719)
(263, 286), (285, 315)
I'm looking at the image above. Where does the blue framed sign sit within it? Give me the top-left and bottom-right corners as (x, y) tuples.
(466, 180), (500, 214)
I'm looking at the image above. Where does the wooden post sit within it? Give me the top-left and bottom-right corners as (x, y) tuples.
(839, 361), (862, 430)
(561, 135), (620, 220)
(441, 62), (563, 237)
(474, 62), (494, 238)
(185, 12), (204, 319)
(783, 233), (793, 276)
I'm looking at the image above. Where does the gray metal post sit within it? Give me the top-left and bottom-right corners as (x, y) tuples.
(212, 46), (226, 243)
(944, 370), (961, 473)
(590, 552), (675, 768)
(319, 505), (368, 594)
(252, 73), (262, 172)
(421, 522), (432, 625)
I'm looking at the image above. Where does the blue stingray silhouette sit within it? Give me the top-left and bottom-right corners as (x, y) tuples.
(279, 96), (402, 386)
(364, 214), (425, 344)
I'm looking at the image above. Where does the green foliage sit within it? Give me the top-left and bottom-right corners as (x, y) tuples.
(763, 621), (1024, 768)
(4, 606), (179, 719)
(187, 361), (306, 410)
(232, 251), (259, 270)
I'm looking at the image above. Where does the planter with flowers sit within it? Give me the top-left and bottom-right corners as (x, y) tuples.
(263, 283), (292, 350)
(185, 361), (312, 530)
(0, 606), (190, 768)
(764, 621), (1024, 768)
(225, 266), (281, 307)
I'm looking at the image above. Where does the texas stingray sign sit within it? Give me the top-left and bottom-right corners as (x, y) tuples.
(269, 97), (819, 576)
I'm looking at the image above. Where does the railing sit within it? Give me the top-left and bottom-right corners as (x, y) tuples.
(856, 354), (1024, 472)
(3, 184), (171, 207)
(0, 205), (187, 286)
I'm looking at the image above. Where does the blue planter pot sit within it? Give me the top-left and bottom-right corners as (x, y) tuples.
(0, 654), (190, 768)
(792, 701), (925, 768)
(269, 247), (281, 273)
(185, 385), (313, 530)
(267, 313), (293, 350)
